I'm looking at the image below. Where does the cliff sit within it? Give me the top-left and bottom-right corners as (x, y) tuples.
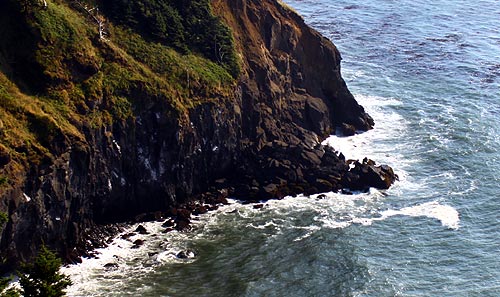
(0, 0), (395, 270)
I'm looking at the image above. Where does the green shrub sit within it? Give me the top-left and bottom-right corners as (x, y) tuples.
(18, 245), (72, 297)
(0, 276), (20, 297)
(0, 176), (8, 187)
(0, 212), (7, 226)
(102, 0), (239, 77)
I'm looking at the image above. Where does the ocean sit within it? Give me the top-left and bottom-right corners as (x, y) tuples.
(62, 0), (500, 296)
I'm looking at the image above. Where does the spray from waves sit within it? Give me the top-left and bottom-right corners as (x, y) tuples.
(323, 94), (407, 164)
(379, 201), (460, 229)
(300, 193), (460, 231)
(62, 93), (460, 296)
(323, 94), (418, 191)
(350, 201), (460, 230)
(61, 211), (235, 296)
(62, 195), (460, 296)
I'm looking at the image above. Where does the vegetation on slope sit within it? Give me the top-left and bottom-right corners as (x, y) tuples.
(0, 0), (239, 214)
(102, 0), (240, 78)
(0, 244), (71, 297)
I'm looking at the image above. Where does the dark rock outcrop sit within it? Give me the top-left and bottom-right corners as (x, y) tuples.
(0, 0), (396, 270)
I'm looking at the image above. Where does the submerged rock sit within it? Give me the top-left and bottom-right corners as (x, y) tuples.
(253, 204), (264, 209)
(104, 263), (119, 269)
(133, 239), (144, 246)
(176, 250), (196, 259)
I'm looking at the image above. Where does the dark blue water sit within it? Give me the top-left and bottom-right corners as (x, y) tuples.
(64, 1), (500, 296)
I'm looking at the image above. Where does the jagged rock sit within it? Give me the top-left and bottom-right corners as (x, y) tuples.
(0, 0), (396, 269)
(342, 161), (398, 190)
(134, 211), (164, 222)
(262, 183), (278, 199)
(341, 123), (357, 136)
(253, 204), (264, 209)
(175, 209), (192, 221)
(134, 225), (149, 235)
(162, 220), (175, 228)
(314, 178), (334, 193)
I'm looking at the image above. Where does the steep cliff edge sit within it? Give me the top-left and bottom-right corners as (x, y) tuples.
(0, 0), (395, 270)
(213, 0), (374, 141)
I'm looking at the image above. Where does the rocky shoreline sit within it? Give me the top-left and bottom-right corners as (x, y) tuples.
(1, 0), (397, 271)
(72, 142), (397, 264)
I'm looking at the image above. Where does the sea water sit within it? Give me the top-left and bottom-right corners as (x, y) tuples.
(63, 0), (500, 295)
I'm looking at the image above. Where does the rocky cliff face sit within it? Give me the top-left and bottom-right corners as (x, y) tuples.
(0, 0), (395, 270)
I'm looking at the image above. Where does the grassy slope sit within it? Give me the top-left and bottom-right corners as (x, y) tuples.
(0, 0), (237, 199)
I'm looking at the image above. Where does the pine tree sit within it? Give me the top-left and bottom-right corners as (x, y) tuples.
(18, 245), (72, 297)
(0, 276), (20, 297)
(0, 212), (18, 297)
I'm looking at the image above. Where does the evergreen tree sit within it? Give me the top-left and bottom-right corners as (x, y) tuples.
(0, 276), (20, 297)
(0, 212), (18, 297)
(18, 245), (72, 297)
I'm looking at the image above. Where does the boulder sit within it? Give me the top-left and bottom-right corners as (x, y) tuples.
(134, 225), (149, 235)
(342, 161), (398, 190)
(162, 219), (175, 228)
(192, 205), (208, 216)
(340, 123), (357, 136)
(121, 232), (135, 239)
(253, 204), (264, 209)
(133, 239), (144, 246)
(175, 219), (191, 231)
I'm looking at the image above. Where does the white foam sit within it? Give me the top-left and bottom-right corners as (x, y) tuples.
(322, 94), (409, 189)
(316, 200), (460, 230)
(61, 220), (198, 295)
(378, 201), (460, 229)
(63, 196), (460, 296)
(63, 91), (463, 294)
(324, 95), (405, 152)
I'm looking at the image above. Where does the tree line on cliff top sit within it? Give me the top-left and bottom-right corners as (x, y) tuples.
(102, 0), (239, 77)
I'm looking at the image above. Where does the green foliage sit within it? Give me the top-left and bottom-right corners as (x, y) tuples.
(102, 0), (240, 77)
(110, 96), (132, 120)
(0, 176), (8, 187)
(112, 27), (234, 93)
(0, 0), (240, 189)
(18, 0), (45, 13)
(27, 113), (60, 148)
(29, 1), (99, 87)
(0, 212), (7, 226)
(18, 245), (72, 297)
(0, 276), (20, 297)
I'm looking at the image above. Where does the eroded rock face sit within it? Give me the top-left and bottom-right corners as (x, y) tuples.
(214, 0), (374, 142)
(0, 0), (394, 269)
